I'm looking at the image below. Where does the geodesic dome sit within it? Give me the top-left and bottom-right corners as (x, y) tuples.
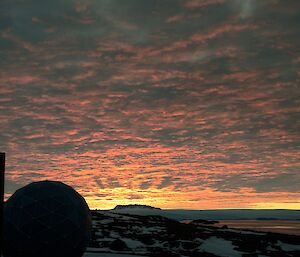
(3, 180), (91, 257)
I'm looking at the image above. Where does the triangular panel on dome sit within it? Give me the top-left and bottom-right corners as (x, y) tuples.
(4, 180), (91, 257)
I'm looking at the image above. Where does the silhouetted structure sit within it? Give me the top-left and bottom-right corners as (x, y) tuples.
(3, 180), (91, 257)
(0, 153), (5, 257)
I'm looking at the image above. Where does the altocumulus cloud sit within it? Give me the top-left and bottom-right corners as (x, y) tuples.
(1, 0), (300, 209)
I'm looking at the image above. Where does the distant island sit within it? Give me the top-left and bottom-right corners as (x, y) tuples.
(113, 204), (161, 210)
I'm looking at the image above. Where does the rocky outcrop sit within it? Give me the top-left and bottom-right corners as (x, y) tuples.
(113, 204), (162, 210)
(87, 210), (300, 256)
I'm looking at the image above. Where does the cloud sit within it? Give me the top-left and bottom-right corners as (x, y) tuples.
(183, 0), (225, 9)
(157, 176), (175, 189)
(233, 0), (256, 19)
(139, 181), (152, 190)
(1, 0), (299, 209)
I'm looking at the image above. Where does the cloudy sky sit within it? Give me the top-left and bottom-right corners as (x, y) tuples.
(1, 0), (299, 209)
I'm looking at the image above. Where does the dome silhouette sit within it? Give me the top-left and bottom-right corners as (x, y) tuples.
(3, 180), (91, 257)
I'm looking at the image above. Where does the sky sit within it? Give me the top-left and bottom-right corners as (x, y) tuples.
(0, 0), (299, 210)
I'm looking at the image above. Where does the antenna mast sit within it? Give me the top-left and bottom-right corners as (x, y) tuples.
(0, 152), (5, 256)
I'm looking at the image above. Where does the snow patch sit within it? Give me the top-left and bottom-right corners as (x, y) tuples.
(98, 219), (114, 224)
(200, 236), (243, 257)
(122, 238), (145, 249)
(84, 253), (145, 257)
(278, 241), (300, 251)
(223, 228), (266, 235)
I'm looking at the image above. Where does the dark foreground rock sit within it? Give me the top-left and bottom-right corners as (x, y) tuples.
(87, 210), (300, 257)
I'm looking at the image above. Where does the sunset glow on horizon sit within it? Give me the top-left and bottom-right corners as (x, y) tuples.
(1, 0), (299, 210)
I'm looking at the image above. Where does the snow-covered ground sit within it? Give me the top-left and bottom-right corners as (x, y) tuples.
(84, 254), (145, 257)
(87, 210), (300, 257)
(277, 241), (300, 251)
(200, 236), (244, 257)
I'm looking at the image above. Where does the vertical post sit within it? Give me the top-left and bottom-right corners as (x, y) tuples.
(0, 152), (5, 257)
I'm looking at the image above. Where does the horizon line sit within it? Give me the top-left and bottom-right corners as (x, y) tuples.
(93, 207), (300, 211)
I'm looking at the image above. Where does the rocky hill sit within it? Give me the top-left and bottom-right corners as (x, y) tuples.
(86, 210), (300, 257)
(113, 204), (161, 211)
